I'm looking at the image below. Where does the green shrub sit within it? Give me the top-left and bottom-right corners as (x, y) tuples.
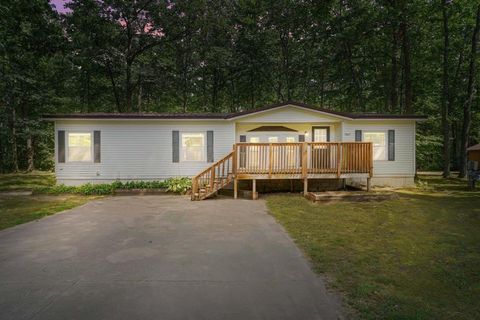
(36, 184), (78, 194)
(416, 134), (443, 171)
(163, 177), (191, 194)
(34, 178), (191, 195)
(114, 180), (166, 189)
(77, 183), (115, 195)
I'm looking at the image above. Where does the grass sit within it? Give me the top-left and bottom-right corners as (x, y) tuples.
(266, 176), (480, 319)
(0, 194), (97, 231)
(0, 171), (191, 231)
(0, 171), (55, 191)
(0, 172), (99, 230)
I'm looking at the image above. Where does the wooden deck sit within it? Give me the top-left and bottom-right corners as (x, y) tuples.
(191, 142), (373, 200)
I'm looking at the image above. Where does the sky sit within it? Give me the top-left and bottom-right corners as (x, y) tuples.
(50, 0), (71, 14)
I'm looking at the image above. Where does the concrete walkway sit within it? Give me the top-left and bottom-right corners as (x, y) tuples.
(0, 196), (343, 320)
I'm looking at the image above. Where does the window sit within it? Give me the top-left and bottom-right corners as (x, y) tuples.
(249, 137), (260, 143)
(268, 136), (278, 143)
(363, 132), (386, 160)
(313, 128), (328, 142)
(286, 137), (296, 143)
(181, 133), (205, 161)
(67, 132), (92, 162)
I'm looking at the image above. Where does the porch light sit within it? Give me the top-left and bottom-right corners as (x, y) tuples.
(304, 131), (309, 136)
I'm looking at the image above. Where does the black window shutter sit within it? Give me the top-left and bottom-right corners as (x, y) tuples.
(298, 134), (305, 142)
(355, 130), (362, 142)
(239, 135), (246, 142)
(172, 131), (179, 163)
(207, 131), (214, 162)
(58, 130), (65, 163)
(94, 131), (101, 163)
(388, 130), (395, 161)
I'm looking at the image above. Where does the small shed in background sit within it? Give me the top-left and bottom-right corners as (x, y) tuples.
(467, 144), (480, 162)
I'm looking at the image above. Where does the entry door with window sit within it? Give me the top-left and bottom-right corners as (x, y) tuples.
(311, 127), (331, 171)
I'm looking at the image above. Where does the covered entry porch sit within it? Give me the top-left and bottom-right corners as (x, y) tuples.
(191, 142), (373, 200)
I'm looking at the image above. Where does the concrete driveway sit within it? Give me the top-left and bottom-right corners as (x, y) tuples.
(0, 196), (343, 320)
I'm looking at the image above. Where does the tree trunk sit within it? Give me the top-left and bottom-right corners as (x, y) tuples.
(390, 27), (399, 112)
(11, 105), (18, 172)
(401, 20), (413, 114)
(125, 60), (133, 112)
(459, 5), (480, 178)
(107, 63), (121, 112)
(441, 0), (451, 178)
(26, 135), (34, 172)
(137, 82), (143, 113)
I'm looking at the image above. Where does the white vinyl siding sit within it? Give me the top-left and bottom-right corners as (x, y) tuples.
(236, 104), (346, 123)
(55, 120), (234, 184)
(342, 121), (416, 177)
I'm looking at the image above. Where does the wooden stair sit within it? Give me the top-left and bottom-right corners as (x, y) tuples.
(191, 150), (235, 200)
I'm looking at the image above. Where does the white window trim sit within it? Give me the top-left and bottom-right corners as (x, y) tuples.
(65, 130), (94, 163)
(180, 131), (207, 162)
(363, 131), (388, 161)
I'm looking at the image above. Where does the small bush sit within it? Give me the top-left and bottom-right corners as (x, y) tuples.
(163, 177), (191, 194)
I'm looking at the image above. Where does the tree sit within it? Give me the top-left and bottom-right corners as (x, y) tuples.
(459, 5), (480, 178)
(441, 0), (451, 178)
(0, 0), (63, 172)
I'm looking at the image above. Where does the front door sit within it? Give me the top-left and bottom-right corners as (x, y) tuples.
(311, 127), (330, 171)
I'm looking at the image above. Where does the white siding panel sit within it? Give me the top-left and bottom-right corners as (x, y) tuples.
(237, 105), (346, 123)
(342, 121), (416, 177)
(55, 120), (235, 183)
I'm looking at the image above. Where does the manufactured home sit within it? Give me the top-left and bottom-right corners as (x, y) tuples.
(45, 102), (426, 200)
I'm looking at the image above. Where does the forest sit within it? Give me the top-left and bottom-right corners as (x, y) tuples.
(0, 0), (479, 176)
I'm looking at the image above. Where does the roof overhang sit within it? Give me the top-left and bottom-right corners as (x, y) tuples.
(467, 144), (480, 151)
(226, 102), (354, 121)
(43, 101), (428, 121)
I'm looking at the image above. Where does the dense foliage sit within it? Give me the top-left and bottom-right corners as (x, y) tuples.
(1, 0), (479, 173)
(35, 177), (192, 195)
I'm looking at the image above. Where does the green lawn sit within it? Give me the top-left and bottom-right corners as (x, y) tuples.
(0, 171), (55, 191)
(0, 172), (97, 230)
(0, 195), (97, 231)
(266, 176), (480, 320)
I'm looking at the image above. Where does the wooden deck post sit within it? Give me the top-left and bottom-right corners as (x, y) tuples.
(301, 142), (308, 178)
(303, 178), (308, 196)
(210, 166), (215, 191)
(336, 142), (341, 178)
(252, 179), (258, 200)
(268, 144), (273, 178)
(366, 177), (371, 192)
(234, 178), (238, 199)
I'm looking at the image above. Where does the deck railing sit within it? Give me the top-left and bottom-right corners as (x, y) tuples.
(191, 150), (235, 200)
(234, 142), (373, 179)
(191, 142), (373, 200)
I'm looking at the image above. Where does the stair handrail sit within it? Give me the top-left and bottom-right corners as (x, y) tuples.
(191, 150), (235, 200)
